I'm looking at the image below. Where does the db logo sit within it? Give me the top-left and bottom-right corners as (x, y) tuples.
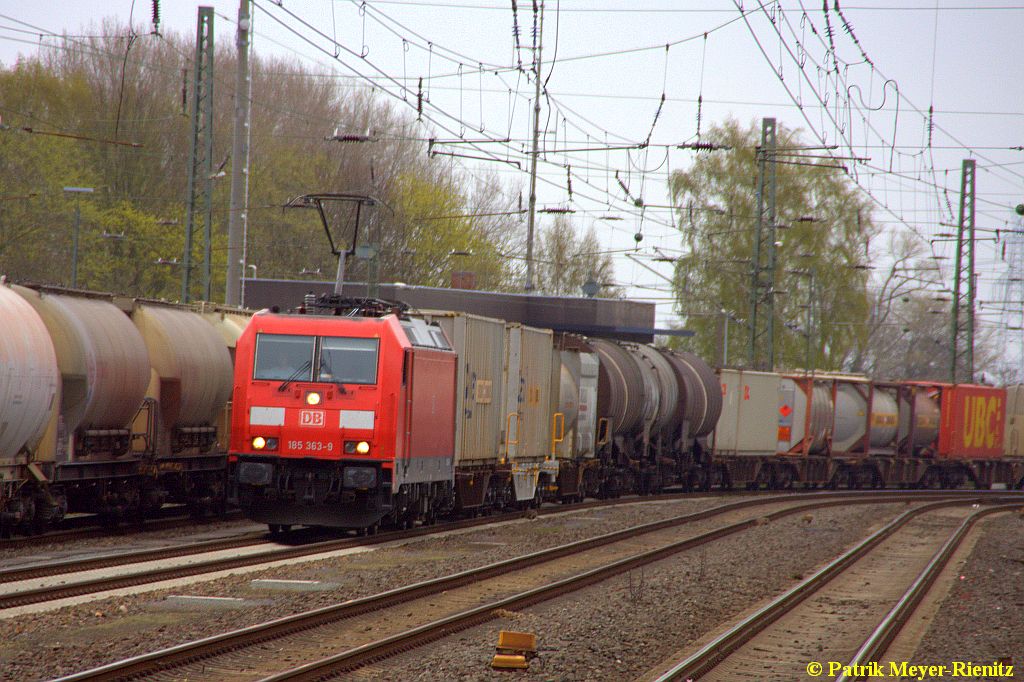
(299, 410), (325, 427)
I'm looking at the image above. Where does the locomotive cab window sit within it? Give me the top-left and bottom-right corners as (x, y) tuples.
(429, 329), (451, 350)
(319, 337), (379, 384)
(254, 334), (315, 381)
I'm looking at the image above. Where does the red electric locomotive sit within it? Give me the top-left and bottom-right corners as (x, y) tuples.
(229, 303), (456, 531)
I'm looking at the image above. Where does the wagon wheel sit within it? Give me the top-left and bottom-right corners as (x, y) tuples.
(530, 481), (543, 509)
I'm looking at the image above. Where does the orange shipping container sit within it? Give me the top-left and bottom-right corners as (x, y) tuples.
(937, 385), (1006, 459)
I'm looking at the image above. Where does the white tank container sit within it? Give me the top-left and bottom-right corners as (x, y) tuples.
(833, 383), (899, 452)
(777, 378), (833, 454)
(0, 285), (58, 459)
(898, 388), (940, 450)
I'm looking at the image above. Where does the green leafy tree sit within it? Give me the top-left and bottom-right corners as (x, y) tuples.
(383, 170), (517, 290)
(669, 119), (875, 370)
(0, 23), (523, 302)
(73, 201), (187, 298)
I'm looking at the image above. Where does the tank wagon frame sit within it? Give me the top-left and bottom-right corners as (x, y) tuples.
(0, 281), (248, 535)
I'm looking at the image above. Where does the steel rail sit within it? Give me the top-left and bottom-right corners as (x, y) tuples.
(4, 489), (1014, 581)
(258, 498), (1003, 682)
(0, 509), (244, 552)
(50, 493), (920, 682)
(0, 485), (897, 606)
(0, 530), (270, 584)
(1, 491), (725, 582)
(1, 505), (544, 610)
(1, 491), (737, 609)
(835, 504), (1018, 682)
(649, 499), (1017, 682)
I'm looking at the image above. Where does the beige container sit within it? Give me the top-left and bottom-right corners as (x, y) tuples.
(0, 286), (58, 464)
(421, 311), (507, 466)
(132, 303), (233, 433)
(1004, 385), (1024, 457)
(714, 369), (781, 456)
(503, 324), (554, 464)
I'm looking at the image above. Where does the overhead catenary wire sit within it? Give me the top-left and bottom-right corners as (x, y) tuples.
(3, 2), (1021, 333)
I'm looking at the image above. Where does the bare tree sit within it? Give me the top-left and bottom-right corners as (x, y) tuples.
(852, 231), (943, 375)
(534, 217), (621, 297)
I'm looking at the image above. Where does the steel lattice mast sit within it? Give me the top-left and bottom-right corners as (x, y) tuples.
(748, 117), (778, 370)
(182, 7), (215, 303)
(950, 159), (977, 383)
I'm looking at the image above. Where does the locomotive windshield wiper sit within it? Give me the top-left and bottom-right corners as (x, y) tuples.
(277, 360), (312, 392)
(317, 358), (348, 393)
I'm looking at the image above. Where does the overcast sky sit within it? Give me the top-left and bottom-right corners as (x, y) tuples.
(2, 1), (1022, 342)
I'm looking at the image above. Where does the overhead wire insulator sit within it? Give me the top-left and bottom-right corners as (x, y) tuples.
(615, 171), (644, 208)
(511, 0), (523, 70)
(834, 0), (874, 67)
(926, 104), (934, 149)
(417, 77), (423, 121)
(151, 0), (161, 34)
(531, 0), (539, 46)
(696, 94), (703, 140)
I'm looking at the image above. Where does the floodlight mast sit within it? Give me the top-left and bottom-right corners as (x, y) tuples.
(284, 193), (385, 295)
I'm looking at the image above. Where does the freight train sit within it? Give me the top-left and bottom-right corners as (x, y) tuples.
(0, 280), (248, 536)
(228, 296), (1024, 532)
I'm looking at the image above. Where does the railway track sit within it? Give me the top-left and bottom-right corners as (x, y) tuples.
(2, 490), (1017, 613)
(834, 507), (1012, 682)
(0, 508), (244, 552)
(0, 491), (733, 609)
(647, 501), (1018, 681)
(50, 492), (1006, 682)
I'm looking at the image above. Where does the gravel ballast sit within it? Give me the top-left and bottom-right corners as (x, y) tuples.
(8, 493), (995, 679)
(909, 512), (1024, 681)
(0, 518), (265, 568)
(2, 496), (751, 679)
(354, 503), (910, 681)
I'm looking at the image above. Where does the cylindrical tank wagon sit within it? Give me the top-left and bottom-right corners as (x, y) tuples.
(0, 282), (248, 534)
(590, 338), (721, 495)
(0, 286), (59, 530)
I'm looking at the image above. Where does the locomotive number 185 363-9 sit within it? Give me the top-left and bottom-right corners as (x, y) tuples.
(287, 440), (335, 452)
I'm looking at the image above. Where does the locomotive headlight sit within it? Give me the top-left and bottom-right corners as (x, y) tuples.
(355, 440), (371, 454)
(252, 436), (267, 450)
(305, 391), (322, 406)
